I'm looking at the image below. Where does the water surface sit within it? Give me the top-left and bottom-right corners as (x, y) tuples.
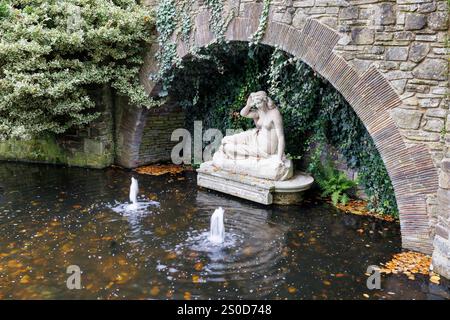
(0, 163), (448, 300)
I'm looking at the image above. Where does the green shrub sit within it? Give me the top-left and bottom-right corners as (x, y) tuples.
(311, 158), (357, 205)
(0, 1), (10, 19)
(0, 0), (154, 140)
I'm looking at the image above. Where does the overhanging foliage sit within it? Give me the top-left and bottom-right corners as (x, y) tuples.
(0, 0), (154, 139)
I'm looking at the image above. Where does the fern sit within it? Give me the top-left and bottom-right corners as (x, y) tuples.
(313, 159), (357, 205)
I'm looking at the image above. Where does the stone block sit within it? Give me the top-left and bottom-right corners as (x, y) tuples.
(340, 6), (358, 20)
(84, 138), (104, 155)
(292, 10), (307, 29)
(428, 11), (448, 30)
(405, 13), (427, 30)
(351, 27), (374, 44)
(424, 118), (445, 132)
(442, 158), (450, 173)
(415, 34), (437, 41)
(408, 42), (430, 63)
(418, 3), (436, 13)
(439, 168), (450, 189)
(386, 47), (409, 61)
(413, 59), (447, 81)
(374, 3), (396, 25)
(293, 0), (314, 8)
(394, 31), (415, 41)
(391, 79), (407, 94)
(425, 108), (447, 118)
(390, 108), (423, 129)
(418, 97), (441, 108)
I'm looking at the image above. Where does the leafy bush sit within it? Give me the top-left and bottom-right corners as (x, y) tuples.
(170, 43), (399, 216)
(0, 0), (154, 139)
(0, 1), (9, 19)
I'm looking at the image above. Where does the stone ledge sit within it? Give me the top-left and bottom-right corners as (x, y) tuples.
(197, 163), (314, 205)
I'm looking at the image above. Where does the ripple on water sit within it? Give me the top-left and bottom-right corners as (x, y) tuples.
(167, 192), (289, 298)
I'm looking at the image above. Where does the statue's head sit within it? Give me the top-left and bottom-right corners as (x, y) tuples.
(250, 91), (275, 111)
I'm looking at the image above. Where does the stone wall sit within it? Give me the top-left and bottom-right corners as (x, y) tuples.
(264, 0), (448, 162)
(0, 85), (115, 169)
(116, 0), (448, 257)
(137, 102), (185, 165)
(432, 151), (450, 278)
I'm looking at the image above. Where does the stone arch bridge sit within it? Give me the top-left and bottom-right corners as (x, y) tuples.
(119, 0), (449, 276)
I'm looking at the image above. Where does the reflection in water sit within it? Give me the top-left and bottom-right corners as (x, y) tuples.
(0, 162), (448, 300)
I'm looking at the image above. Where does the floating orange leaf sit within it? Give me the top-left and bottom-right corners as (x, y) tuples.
(20, 275), (30, 284)
(135, 164), (186, 176)
(183, 291), (192, 300)
(380, 251), (438, 283)
(194, 262), (203, 271)
(150, 286), (160, 296)
(166, 252), (177, 260)
(335, 199), (397, 222)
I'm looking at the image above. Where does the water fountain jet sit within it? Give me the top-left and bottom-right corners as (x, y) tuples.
(209, 207), (225, 245)
(127, 177), (139, 210)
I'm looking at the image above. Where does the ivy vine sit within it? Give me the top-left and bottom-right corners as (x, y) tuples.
(152, 0), (180, 96)
(250, 0), (271, 46)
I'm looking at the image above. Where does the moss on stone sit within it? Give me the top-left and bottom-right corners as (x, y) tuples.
(0, 134), (113, 169)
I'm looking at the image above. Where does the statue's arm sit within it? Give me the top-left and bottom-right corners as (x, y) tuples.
(240, 96), (258, 119)
(274, 113), (285, 161)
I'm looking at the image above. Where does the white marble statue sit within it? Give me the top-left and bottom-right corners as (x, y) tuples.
(207, 91), (293, 181)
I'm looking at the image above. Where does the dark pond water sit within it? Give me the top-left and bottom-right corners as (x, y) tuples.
(0, 162), (448, 300)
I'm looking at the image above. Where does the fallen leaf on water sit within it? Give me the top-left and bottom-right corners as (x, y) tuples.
(430, 275), (440, 284)
(135, 164), (185, 176)
(117, 257), (127, 266)
(323, 280), (331, 286)
(194, 262), (203, 271)
(150, 286), (160, 296)
(7, 260), (23, 269)
(148, 193), (158, 201)
(380, 251), (432, 279)
(114, 272), (129, 284)
(184, 291), (192, 300)
(287, 287), (297, 294)
(335, 199), (397, 222)
(20, 275), (30, 284)
(61, 243), (73, 253)
(166, 252), (177, 260)
(192, 275), (200, 283)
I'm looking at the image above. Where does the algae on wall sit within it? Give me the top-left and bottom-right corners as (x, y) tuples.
(0, 85), (115, 169)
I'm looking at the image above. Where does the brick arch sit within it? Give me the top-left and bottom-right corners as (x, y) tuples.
(117, 8), (439, 254)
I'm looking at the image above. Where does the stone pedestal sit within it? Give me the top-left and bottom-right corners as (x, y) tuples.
(197, 162), (314, 205)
